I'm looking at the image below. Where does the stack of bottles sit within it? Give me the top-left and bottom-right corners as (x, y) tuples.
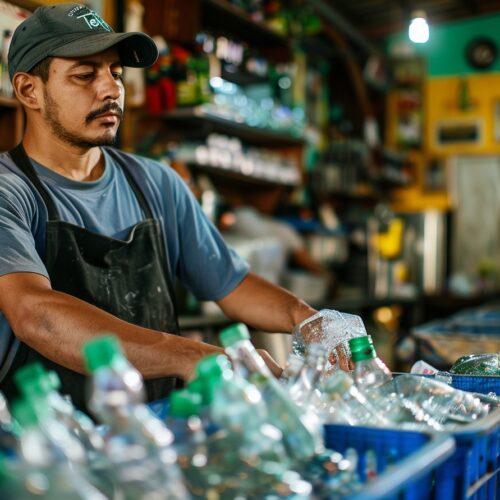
(282, 331), (496, 430)
(0, 312), (497, 499)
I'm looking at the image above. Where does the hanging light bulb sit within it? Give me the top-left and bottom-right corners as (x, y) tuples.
(409, 10), (429, 43)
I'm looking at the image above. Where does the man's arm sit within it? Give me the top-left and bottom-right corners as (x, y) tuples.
(0, 272), (222, 381)
(217, 272), (317, 333)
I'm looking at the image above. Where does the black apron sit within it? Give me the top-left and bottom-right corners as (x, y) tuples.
(1, 144), (181, 412)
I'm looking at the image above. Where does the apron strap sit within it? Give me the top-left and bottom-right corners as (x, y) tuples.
(9, 143), (154, 221)
(105, 148), (154, 220)
(9, 143), (60, 221)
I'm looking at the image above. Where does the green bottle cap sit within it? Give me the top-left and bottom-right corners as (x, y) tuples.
(10, 398), (47, 428)
(169, 389), (202, 418)
(349, 335), (376, 362)
(14, 362), (60, 398)
(195, 354), (231, 378)
(82, 334), (123, 373)
(219, 323), (250, 347)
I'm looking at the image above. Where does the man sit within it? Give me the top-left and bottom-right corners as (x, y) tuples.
(0, 3), (317, 411)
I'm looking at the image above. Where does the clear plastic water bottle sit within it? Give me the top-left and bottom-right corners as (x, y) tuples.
(321, 370), (390, 426)
(10, 397), (107, 500)
(14, 363), (105, 457)
(286, 343), (329, 420)
(13, 363), (115, 496)
(82, 334), (189, 500)
(167, 389), (211, 498)
(293, 309), (367, 373)
(394, 374), (491, 425)
(220, 323), (323, 463)
(349, 336), (443, 430)
(194, 354), (313, 499)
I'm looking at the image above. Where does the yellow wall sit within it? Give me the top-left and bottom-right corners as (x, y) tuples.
(426, 74), (500, 155)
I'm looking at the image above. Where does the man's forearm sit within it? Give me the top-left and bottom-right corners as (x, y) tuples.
(217, 272), (317, 333)
(11, 287), (221, 381)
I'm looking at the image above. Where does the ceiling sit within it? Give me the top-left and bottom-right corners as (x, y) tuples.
(323, 0), (500, 41)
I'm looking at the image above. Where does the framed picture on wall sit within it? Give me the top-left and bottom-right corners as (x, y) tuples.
(435, 119), (483, 147)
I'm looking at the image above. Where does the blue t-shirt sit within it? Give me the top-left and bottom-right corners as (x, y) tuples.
(0, 147), (249, 379)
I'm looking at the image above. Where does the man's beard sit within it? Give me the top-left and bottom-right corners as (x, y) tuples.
(43, 89), (123, 148)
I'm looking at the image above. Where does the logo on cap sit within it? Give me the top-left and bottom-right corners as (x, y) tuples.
(68, 5), (112, 32)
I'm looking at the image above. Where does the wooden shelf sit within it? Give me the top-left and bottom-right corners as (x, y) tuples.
(202, 0), (291, 61)
(150, 106), (305, 147)
(187, 162), (301, 187)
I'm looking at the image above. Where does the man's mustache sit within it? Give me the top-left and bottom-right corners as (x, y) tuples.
(85, 103), (123, 124)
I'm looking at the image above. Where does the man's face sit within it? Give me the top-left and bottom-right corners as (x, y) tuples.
(40, 47), (125, 148)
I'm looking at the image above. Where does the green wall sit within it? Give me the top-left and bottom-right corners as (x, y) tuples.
(386, 13), (500, 77)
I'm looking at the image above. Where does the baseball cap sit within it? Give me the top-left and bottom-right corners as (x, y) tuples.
(8, 3), (159, 80)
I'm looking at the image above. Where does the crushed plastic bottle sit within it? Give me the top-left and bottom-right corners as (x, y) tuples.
(292, 309), (367, 373)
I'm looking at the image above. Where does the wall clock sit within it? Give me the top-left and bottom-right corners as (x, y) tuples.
(466, 37), (497, 69)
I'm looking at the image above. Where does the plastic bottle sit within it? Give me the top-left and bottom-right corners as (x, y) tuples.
(13, 363), (115, 496)
(220, 323), (323, 463)
(287, 343), (327, 409)
(195, 354), (313, 499)
(394, 374), (491, 425)
(11, 397), (106, 500)
(321, 370), (390, 426)
(349, 336), (443, 430)
(292, 309), (367, 373)
(167, 389), (211, 498)
(82, 334), (189, 500)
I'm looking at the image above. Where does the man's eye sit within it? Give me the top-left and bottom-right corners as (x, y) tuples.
(75, 73), (93, 80)
(113, 72), (124, 81)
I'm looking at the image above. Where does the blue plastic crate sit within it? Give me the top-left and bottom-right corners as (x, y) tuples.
(323, 424), (455, 500)
(434, 376), (500, 500)
(450, 374), (499, 397)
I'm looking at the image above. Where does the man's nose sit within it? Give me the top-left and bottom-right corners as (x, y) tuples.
(98, 72), (123, 100)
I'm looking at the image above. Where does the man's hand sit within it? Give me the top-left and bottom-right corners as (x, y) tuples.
(257, 348), (283, 379)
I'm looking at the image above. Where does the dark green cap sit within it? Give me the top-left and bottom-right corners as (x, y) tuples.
(169, 389), (202, 418)
(349, 335), (376, 362)
(82, 334), (123, 373)
(8, 3), (159, 80)
(219, 323), (250, 348)
(14, 362), (60, 398)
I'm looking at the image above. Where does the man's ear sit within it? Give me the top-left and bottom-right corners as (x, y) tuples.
(12, 73), (42, 110)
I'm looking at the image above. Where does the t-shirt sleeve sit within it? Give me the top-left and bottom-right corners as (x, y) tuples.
(0, 173), (48, 279)
(169, 171), (249, 301)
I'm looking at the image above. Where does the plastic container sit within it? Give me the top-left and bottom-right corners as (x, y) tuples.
(434, 375), (500, 500)
(412, 307), (500, 368)
(323, 424), (455, 500)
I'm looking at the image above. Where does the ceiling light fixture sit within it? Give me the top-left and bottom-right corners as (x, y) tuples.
(409, 10), (429, 44)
